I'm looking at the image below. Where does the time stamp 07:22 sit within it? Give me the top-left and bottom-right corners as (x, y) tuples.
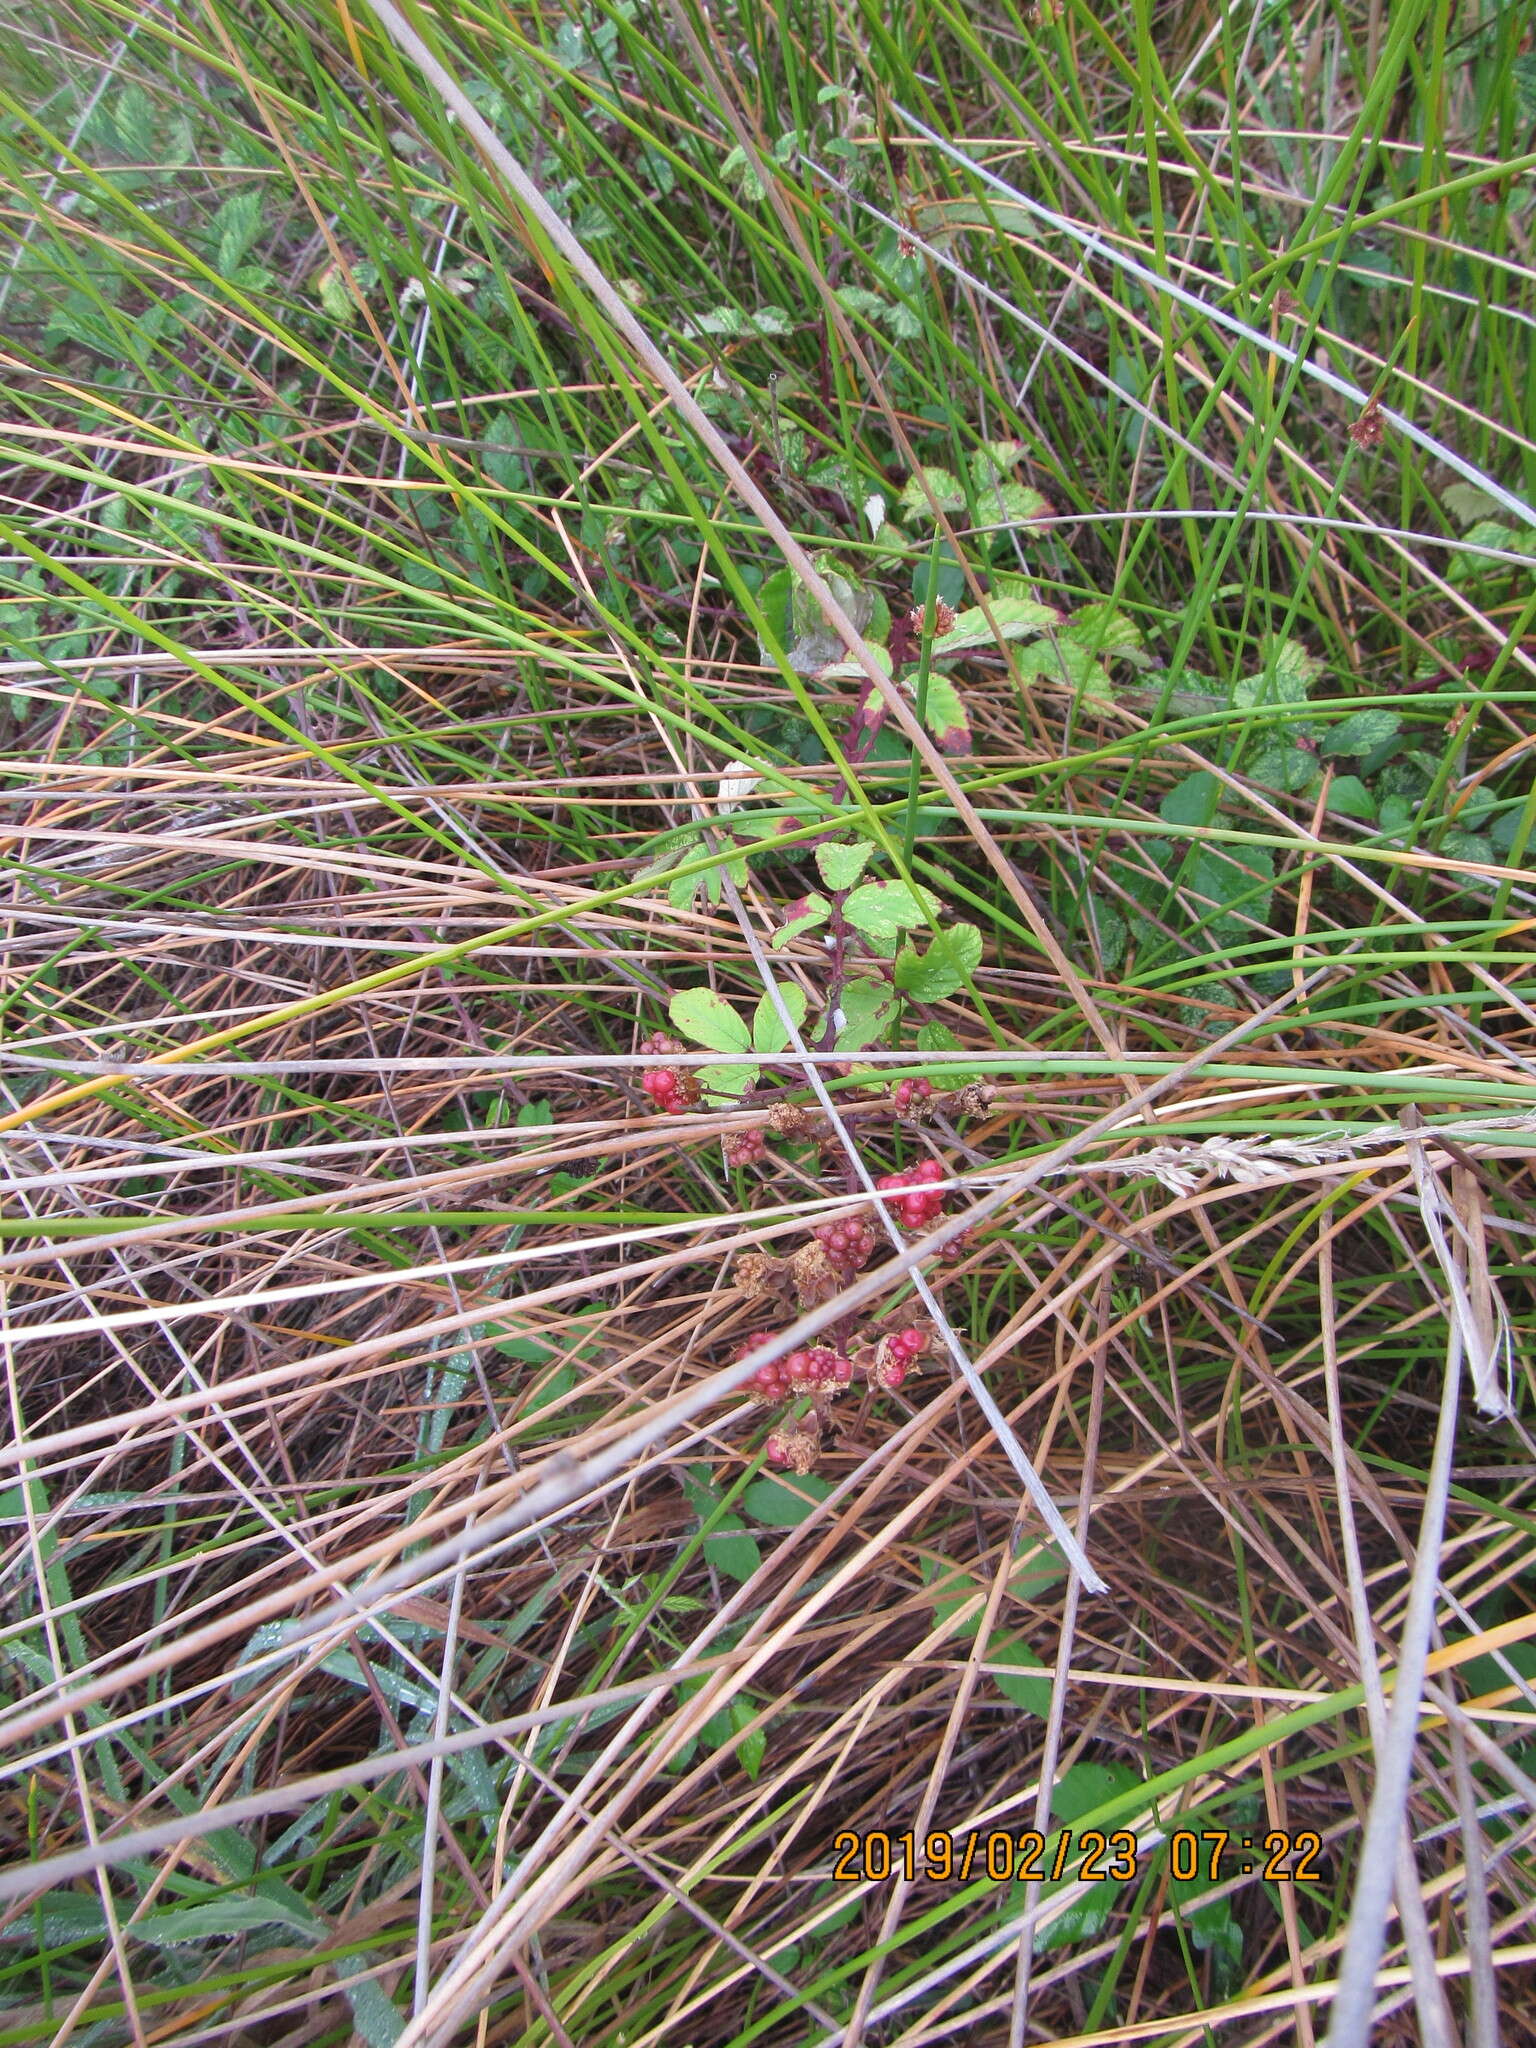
(829, 1827), (1326, 1887)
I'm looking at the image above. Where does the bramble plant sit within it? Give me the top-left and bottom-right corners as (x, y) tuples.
(633, 713), (1005, 1468)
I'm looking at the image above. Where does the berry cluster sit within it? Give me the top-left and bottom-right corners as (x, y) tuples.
(765, 1420), (821, 1473)
(738, 1338), (854, 1401)
(893, 1076), (934, 1116)
(875, 1157), (948, 1228)
(639, 1032), (700, 1114)
(869, 1325), (926, 1390)
(814, 1215), (877, 1275)
(723, 1125), (767, 1169)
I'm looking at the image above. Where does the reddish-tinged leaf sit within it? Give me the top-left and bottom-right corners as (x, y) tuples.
(922, 673), (971, 753)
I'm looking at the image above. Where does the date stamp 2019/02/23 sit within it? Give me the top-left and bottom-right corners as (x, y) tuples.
(830, 1828), (1325, 1887)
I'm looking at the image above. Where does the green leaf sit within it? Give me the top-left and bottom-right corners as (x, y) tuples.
(134, 1897), (320, 1948)
(1010, 637), (1113, 700)
(770, 893), (832, 949)
(1442, 481), (1502, 529)
(1234, 635), (1322, 709)
(112, 82), (156, 160)
(1067, 601), (1149, 662)
(743, 1473), (834, 1524)
(720, 144), (766, 201)
(1322, 709), (1401, 758)
(682, 1467), (765, 1582)
(1455, 518), (1524, 571)
(734, 1698), (767, 1779)
(669, 988), (751, 1053)
(1008, 1541), (1070, 1602)
(1378, 794), (1415, 838)
(0, 1892), (106, 1947)
(1184, 844), (1275, 946)
(899, 466), (966, 519)
(1160, 770), (1220, 829)
(969, 438), (1029, 483)
(755, 566), (794, 666)
(705, 1527), (763, 1583)
(835, 977), (900, 1052)
(1168, 1845), (1245, 1991)
(971, 440), (1027, 482)
(922, 1545), (1067, 1635)
(816, 641), (893, 683)
(1460, 1635), (1536, 1714)
(681, 1464), (722, 1517)
(1249, 743), (1321, 795)
(1080, 899), (1127, 973)
(894, 922), (983, 1000)
(975, 480), (1050, 528)
(915, 1020), (980, 1084)
(320, 1649), (436, 1717)
(991, 1635), (1051, 1715)
(842, 879), (941, 942)
(1170, 1870), (1242, 1955)
(695, 1060), (760, 1100)
(920, 671), (971, 753)
(316, 263), (356, 325)
(514, 1366), (579, 1426)
(932, 595), (1060, 653)
(1025, 1760), (1145, 1952)
(1442, 830), (1495, 863)
(635, 819), (708, 882)
(815, 840), (876, 891)
(788, 558), (873, 674)
(1325, 774), (1375, 819)
(751, 982), (808, 1054)
(211, 191), (263, 280)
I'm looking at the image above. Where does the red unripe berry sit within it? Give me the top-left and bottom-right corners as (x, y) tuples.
(893, 1077), (935, 1113)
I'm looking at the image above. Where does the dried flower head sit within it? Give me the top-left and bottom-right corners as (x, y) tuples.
(1347, 398), (1385, 451)
(765, 1418), (822, 1474)
(767, 1102), (824, 1142)
(737, 1252), (793, 1306)
(788, 1239), (845, 1308)
(953, 1081), (996, 1119)
(723, 1125), (768, 1170)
